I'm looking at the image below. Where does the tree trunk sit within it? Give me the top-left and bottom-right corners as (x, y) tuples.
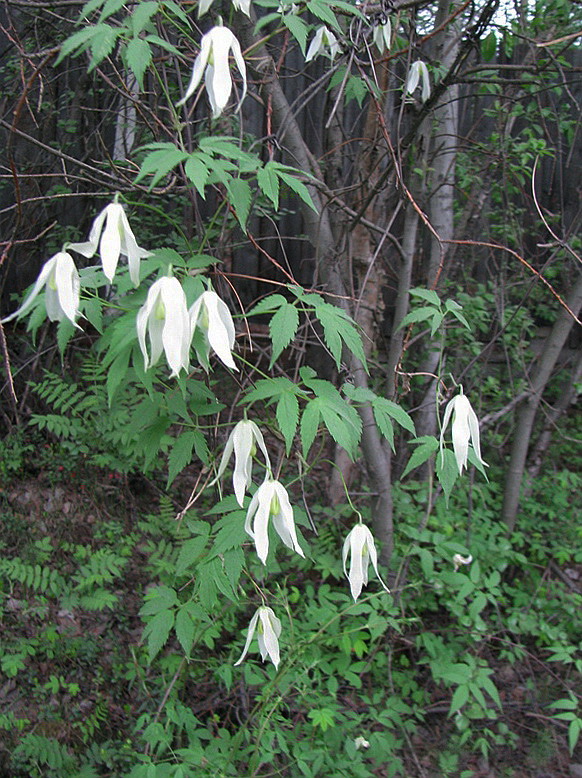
(501, 273), (582, 530)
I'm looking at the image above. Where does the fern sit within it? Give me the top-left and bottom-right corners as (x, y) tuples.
(11, 734), (77, 776)
(0, 558), (67, 596)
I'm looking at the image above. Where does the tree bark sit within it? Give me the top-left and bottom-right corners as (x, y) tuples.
(501, 272), (582, 530)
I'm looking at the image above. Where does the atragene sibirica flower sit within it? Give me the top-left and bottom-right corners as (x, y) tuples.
(214, 419), (271, 507)
(1, 251), (81, 328)
(234, 606), (282, 669)
(440, 389), (488, 475)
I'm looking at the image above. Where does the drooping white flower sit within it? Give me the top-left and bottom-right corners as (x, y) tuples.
(198, 0), (251, 17)
(354, 736), (370, 750)
(245, 478), (304, 564)
(342, 523), (389, 602)
(453, 553), (473, 571)
(372, 19), (391, 54)
(68, 201), (149, 287)
(2, 251), (81, 328)
(189, 290), (238, 371)
(405, 60), (430, 102)
(176, 25), (247, 119)
(440, 391), (488, 475)
(234, 606), (282, 669)
(136, 276), (192, 377)
(215, 419), (271, 506)
(305, 26), (341, 62)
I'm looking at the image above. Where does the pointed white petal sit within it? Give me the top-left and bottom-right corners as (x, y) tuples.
(177, 35), (212, 106)
(234, 609), (260, 666)
(53, 252), (81, 326)
(271, 482), (304, 557)
(466, 402), (488, 467)
(67, 207), (108, 258)
(452, 402), (470, 475)
(232, 0), (251, 17)
(208, 35), (234, 118)
(257, 607), (281, 668)
(119, 208), (149, 287)
(198, 0), (214, 16)
(419, 61), (431, 102)
(2, 256), (57, 323)
(203, 291), (237, 370)
(232, 422), (254, 506)
(160, 278), (190, 377)
(99, 204), (122, 282)
(136, 305), (151, 370)
(248, 420), (271, 471)
(405, 61), (420, 95)
(229, 33), (248, 110)
(305, 27), (325, 62)
(245, 480), (273, 564)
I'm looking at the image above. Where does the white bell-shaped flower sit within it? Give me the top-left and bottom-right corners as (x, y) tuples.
(2, 251), (81, 328)
(372, 19), (391, 53)
(342, 523), (389, 602)
(440, 391), (488, 475)
(189, 290), (238, 371)
(234, 606), (282, 669)
(215, 419), (271, 506)
(245, 478), (304, 564)
(453, 553), (473, 571)
(405, 60), (430, 102)
(305, 26), (341, 62)
(136, 276), (192, 377)
(177, 25), (247, 119)
(68, 201), (149, 287)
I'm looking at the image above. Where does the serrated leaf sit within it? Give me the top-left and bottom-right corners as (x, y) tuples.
(372, 397), (415, 435)
(143, 609), (174, 662)
(269, 302), (299, 365)
(397, 307), (437, 330)
(130, 1), (159, 34)
(241, 376), (301, 405)
(185, 154), (211, 198)
(175, 605), (196, 656)
(410, 287), (441, 306)
(300, 399), (321, 457)
(257, 163), (280, 210)
(283, 13), (309, 53)
(140, 585), (178, 616)
(88, 25), (120, 70)
(56, 27), (102, 64)
(401, 436), (439, 479)
(277, 390), (299, 454)
(276, 169), (317, 211)
(176, 535), (209, 575)
(312, 301), (367, 370)
(319, 402), (360, 459)
(247, 293), (287, 316)
(135, 145), (188, 188)
(98, 0), (125, 22)
(450, 685), (469, 715)
(126, 37), (152, 88)
(306, 0), (340, 30)
(226, 177), (252, 230)
(212, 511), (248, 554)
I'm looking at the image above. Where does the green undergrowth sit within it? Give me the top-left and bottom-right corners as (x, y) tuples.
(0, 437), (580, 777)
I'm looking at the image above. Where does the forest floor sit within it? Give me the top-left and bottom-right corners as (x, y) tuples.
(1, 452), (580, 778)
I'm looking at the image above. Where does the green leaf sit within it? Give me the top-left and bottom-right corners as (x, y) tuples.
(88, 25), (121, 70)
(282, 13), (309, 54)
(312, 301), (367, 371)
(481, 31), (497, 62)
(401, 436), (439, 479)
(372, 397), (415, 435)
(275, 168), (317, 211)
(56, 26), (102, 64)
(130, 1), (159, 34)
(450, 685), (469, 715)
(143, 609), (174, 662)
(175, 604), (196, 656)
(276, 391), (299, 454)
(247, 293), (287, 316)
(135, 144), (188, 188)
(242, 376), (302, 405)
(410, 287), (441, 306)
(269, 302), (299, 366)
(125, 37), (152, 88)
(306, 0), (340, 30)
(568, 719), (581, 754)
(430, 310), (444, 335)
(436, 448), (458, 504)
(257, 163), (280, 210)
(226, 177), (252, 229)
(300, 399), (321, 458)
(176, 535), (209, 575)
(184, 153), (211, 198)
(397, 306), (437, 330)
(140, 585), (178, 616)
